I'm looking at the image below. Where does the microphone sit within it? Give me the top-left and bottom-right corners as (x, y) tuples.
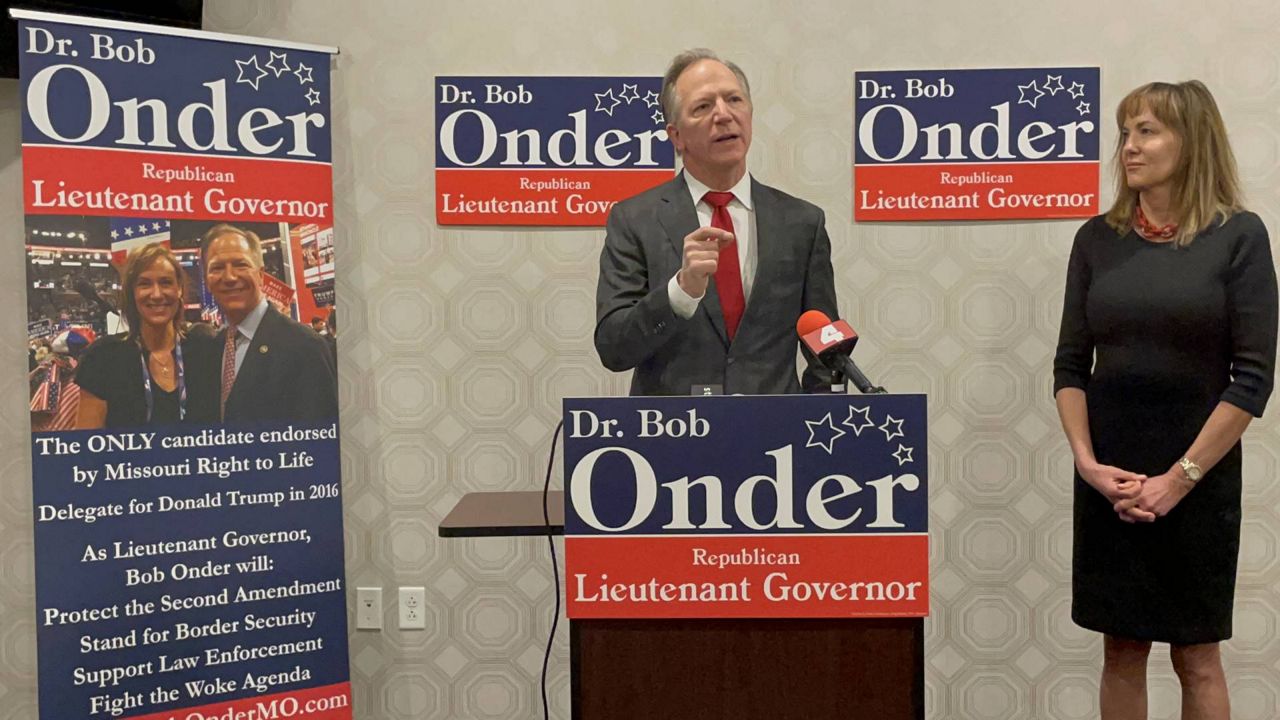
(796, 310), (886, 394)
(75, 279), (117, 317)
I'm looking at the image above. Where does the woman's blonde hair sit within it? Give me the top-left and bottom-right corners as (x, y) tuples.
(1104, 80), (1242, 246)
(120, 242), (188, 348)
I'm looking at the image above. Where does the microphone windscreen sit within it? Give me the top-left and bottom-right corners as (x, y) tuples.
(795, 309), (832, 338)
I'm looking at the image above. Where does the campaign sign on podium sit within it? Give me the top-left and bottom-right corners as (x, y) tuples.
(563, 395), (928, 619)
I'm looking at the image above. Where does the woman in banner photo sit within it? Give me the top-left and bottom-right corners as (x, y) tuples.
(75, 243), (221, 428)
(1053, 80), (1277, 720)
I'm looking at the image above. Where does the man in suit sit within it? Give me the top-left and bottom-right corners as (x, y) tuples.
(595, 49), (839, 396)
(202, 224), (338, 423)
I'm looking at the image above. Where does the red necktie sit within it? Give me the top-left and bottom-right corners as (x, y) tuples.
(702, 191), (744, 341)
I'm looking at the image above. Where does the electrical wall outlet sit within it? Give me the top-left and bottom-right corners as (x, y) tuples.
(399, 586), (426, 630)
(356, 587), (382, 630)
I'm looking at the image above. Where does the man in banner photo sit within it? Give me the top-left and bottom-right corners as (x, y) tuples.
(203, 223), (338, 423)
(595, 48), (839, 396)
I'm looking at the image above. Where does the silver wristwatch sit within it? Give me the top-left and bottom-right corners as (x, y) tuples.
(1178, 457), (1203, 484)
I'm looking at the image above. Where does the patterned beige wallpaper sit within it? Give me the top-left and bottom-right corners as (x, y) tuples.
(2, 1), (1279, 718)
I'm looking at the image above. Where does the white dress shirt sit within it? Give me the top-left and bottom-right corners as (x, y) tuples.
(666, 171), (757, 319)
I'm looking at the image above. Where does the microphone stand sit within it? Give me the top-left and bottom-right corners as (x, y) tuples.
(830, 368), (888, 395)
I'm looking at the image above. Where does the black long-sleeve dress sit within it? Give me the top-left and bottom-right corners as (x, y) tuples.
(74, 330), (221, 427)
(1053, 211), (1277, 644)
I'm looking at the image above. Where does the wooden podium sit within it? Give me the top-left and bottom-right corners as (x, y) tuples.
(441, 491), (924, 720)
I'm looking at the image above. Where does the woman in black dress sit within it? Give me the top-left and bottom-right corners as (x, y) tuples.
(75, 243), (220, 428)
(1054, 81), (1277, 720)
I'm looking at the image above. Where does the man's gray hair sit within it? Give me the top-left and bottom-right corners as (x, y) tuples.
(659, 48), (751, 124)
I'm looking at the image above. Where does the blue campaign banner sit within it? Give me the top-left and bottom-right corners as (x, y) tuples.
(853, 67), (1101, 221)
(854, 67), (1100, 166)
(31, 423), (349, 719)
(17, 12), (350, 720)
(20, 22), (332, 162)
(563, 395), (929, 619)
(434, 76), (674, 225)
(19, 16), (335, 225)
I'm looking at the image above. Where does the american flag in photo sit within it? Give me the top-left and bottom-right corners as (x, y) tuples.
(28, 361), (58, 414)
(30, 360), (81, 431)
(109, 218), (171, 265)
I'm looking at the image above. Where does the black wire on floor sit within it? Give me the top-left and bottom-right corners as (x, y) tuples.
(540, 420), (565, 720)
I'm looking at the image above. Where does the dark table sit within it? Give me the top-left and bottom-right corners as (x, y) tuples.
(438, 491), (563, 538)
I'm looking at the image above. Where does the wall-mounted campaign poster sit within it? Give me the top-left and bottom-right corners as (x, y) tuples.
(435, 76), (675, 226)
(854, 67), (1101, 222)
(16, 9), (351, 719)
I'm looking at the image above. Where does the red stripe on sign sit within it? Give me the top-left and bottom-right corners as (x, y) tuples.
(23, 146), (334, 224)
(436, 168), (673, 226)
(566, 534), (928, 619)
(854, 161), (1099, 221)
(122, 681), (352, 720)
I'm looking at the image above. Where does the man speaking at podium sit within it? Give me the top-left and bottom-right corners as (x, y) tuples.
(594, 49), (839, 396)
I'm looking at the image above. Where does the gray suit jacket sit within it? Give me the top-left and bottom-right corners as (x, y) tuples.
(594, 173), (839, 396)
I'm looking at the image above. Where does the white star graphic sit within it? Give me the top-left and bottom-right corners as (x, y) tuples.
(137, 224), (149, 235)
(305, 88), (322, 106)
(265, 50), (290, 78)
(1043, 75), (1064, 95)
(804, 412), (846, 455)
(110, 230), (118, 240)
(1067, 81), (1086, 99)
(878, 414), (905, 442)
(651, 109), (665, 125)
(594, 88), (622, 116)
(1076, 101), (1091, 116)
(1017, 80), (1045, 109)
(619, 83), (640, 103)
(123, 226), (134, 237)
(842, 405), (875, 436)
(294, 62), (314, 84)
(152, 222), (161, 231)
(892, 444), (914, 466)
(643, 90), (660, 108)
(235, 55), (269, 91)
